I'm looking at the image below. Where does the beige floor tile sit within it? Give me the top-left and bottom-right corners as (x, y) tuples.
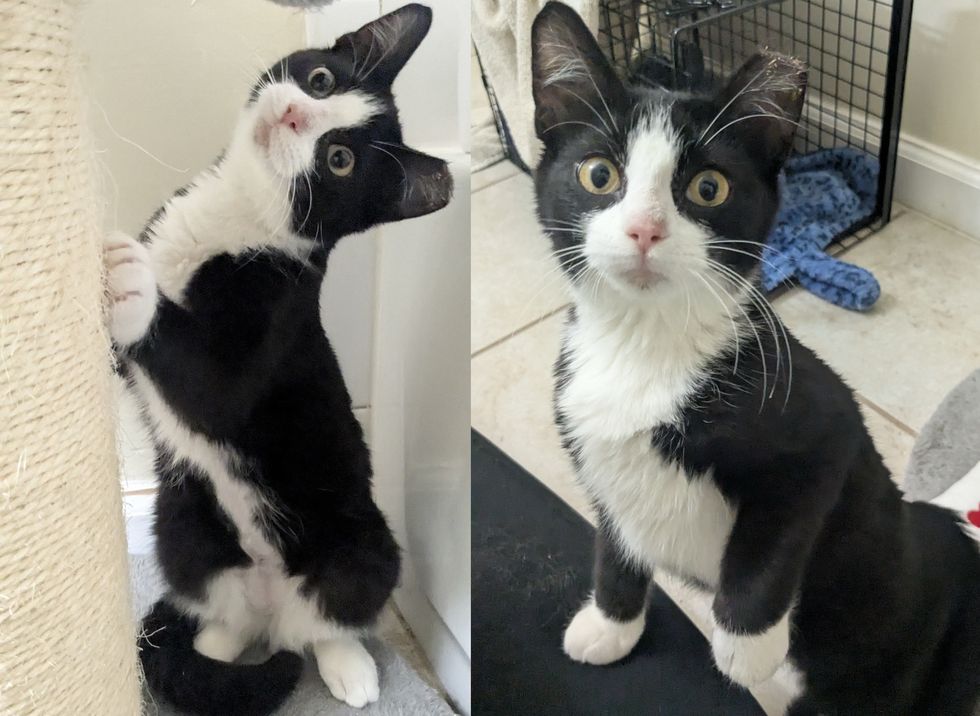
(858, 400), (917, 485)
(471, 312), (593, 518)
(471, 173), (571, 353)
(775, 210), (980, 431)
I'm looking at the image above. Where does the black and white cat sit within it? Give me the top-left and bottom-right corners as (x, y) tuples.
(104, 5), (451, 714)
(530, 4), (980, 714)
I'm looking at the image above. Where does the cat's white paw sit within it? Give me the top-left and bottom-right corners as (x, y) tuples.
(563, 599), (645, 665)
(711, 613), (790, 687)
(193, 622), (248, 663)
(314, 637), (379, 709)
(105, 231), (156, 346)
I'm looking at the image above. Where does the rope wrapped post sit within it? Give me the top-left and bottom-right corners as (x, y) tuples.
(0, 1), (141, 713)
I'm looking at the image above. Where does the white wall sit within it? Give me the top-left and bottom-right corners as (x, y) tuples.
(903, 0), (980, 164)
(893, 0), (980, 238)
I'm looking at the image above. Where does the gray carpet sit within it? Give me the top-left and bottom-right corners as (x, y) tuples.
(904, 369), (980, 501)
(903, 370), (980, 716)
(131, 553), (454, 716)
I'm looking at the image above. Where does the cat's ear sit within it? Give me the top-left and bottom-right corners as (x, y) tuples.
(531, 2), (627, 141)
(336, 4), (432, 86)
(376, 144), (453, 222)
(717, 52), (807, 164)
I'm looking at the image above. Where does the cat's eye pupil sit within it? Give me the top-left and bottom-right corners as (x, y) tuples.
(308, 67), (334, 96)
(577, 157), (620, 195)
(699, 177), (718, 201)
(590, 164), (611, 189)
(330, 150), (350, 169)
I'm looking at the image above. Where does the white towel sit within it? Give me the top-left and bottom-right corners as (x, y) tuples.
(472, 0), (599, 168)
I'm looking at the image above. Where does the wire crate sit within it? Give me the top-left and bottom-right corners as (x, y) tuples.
(598, 0), (914, 246)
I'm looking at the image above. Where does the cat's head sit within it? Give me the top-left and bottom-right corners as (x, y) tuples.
(225, 3), (452, 246)
(531, 2), (805, 306)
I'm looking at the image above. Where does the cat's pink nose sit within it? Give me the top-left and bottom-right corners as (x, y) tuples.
(279, 104), (308, 133)
(626, 217), (666, 253)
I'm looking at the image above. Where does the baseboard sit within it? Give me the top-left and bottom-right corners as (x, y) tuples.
(894, 135), (980, 239)
(393, 580), (471, 715)
(805, 92), (980, 238)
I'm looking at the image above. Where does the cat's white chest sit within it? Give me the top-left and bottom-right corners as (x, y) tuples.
(559, 314), (736, 587)
(575, 432), (734, 587)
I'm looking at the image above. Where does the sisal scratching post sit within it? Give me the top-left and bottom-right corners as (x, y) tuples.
(0, 1), (141, 714)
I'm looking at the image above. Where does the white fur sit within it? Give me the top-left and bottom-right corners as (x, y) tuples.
(563, 598), (645, 665)
(193, 621), (249, 663)
(559, 296), (739, 588)
(931, 461), (980, 549)
(129, 365), (374, 705)
(147, 82), (381, 303)
(581, 111), (714, 299)
(315, 637), (380, 708)
(253, 83), (382, 178)
(105, 232), (157, 346)
(559, 115), (789, 683)
(711, 612), (791, 688)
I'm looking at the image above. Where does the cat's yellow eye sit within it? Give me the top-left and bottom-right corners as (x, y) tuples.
(577, 156), (621, 196)
(327, 145), (355, 177)
(686, 169), (731, 207)
(308, 67), (335, 98)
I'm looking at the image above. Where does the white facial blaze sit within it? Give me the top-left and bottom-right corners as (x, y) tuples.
(250, 81), (383, 179)
(619, 113), (678, 226)
(580, 109), (712, 301)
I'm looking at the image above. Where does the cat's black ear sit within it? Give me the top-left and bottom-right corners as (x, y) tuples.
(717, 52), (807, 164)
(376, 144), (453, 222)
(336, 4), (432, 86)
(531, 2), (627, 141)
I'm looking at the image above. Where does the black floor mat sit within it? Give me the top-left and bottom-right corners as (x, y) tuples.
(472, 430), (765, 716)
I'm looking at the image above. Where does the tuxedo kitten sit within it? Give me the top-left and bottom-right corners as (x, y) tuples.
(104, 6), (451, 714)
(530, 4), (980, 714)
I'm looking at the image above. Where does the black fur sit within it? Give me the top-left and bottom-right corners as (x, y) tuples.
(123, 6), (451, 715)
(139, 602), (304, 716)
(532, 3), (980, 713)
(593, 513), (650, 623)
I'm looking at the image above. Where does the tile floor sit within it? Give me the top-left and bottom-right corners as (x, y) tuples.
(470, 160), (980, 715)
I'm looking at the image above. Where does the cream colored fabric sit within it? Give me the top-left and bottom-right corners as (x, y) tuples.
(0, 1), (140, 714)
(471, 0), (599, 168)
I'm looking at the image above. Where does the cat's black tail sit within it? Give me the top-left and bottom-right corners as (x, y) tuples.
(139, 600), (303, 716)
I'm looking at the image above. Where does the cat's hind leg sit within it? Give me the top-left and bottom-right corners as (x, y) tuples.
(314, 636), (380, 709)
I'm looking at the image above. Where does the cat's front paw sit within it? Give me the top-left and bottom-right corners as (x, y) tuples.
(314, 637), (380, 709)
(104, 231), (157, 346)
(711, 613), (790, 687)
(563, 599), (645, 665)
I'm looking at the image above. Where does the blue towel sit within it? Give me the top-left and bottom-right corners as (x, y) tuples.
(763, 148), (880, 311)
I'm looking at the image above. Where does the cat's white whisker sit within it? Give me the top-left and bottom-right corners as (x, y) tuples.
(697, 66), (769, 144)
(707, 259), (793, 406)
(702, 113), (802, 148)
(541, 120), (613, 143)
(687, 269), (743, 378)
(368, 143), (410, 200)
